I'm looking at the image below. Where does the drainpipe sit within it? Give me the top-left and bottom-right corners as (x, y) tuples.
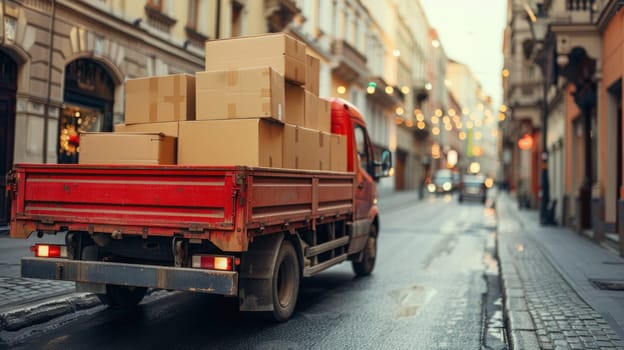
(42, 0), (56, 163)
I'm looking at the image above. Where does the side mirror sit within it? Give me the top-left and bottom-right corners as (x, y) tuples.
(374, 149), (392, 179)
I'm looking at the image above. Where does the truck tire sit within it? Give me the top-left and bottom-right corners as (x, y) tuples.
(352, 225), (377, 277)
(97, 285), (147, 309)
(81, 245), (147, 308)
(271, 240), (300, 322)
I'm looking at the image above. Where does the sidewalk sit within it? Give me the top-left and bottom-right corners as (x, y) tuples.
(496, 192), (624, 349)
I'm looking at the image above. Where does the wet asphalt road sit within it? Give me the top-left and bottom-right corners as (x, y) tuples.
(3, 192), (503, 350)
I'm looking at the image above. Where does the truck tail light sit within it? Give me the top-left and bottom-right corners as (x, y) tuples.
(192, 255), (238, 271)
(31, 244), (68, 258)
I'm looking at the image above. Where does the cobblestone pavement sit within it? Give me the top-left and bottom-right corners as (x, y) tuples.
(497, 194), (624, 350)
(0, 277), (74, 312)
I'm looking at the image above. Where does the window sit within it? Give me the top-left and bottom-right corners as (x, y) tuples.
(231, 1), (243, 37)
(355, 125), (372, 174)
(187, 0), (199, 30)
(522, 87), (534, 96)
(147, 0), (162, 11)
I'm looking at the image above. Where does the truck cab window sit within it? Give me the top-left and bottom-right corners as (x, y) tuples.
(355, 125), (371, 172)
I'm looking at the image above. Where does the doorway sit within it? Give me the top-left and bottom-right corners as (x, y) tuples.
(0, 50), (17, 225)
(60, 59), (114, 164)
(608, 80), (622, 233)
(395, 149), (407, 191)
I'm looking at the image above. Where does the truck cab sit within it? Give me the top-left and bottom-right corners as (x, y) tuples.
(327, 98), (391, 268)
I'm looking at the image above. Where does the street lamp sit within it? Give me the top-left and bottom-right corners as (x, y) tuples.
(525, 4), (554, 225)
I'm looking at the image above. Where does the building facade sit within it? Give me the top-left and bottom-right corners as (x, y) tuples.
(0, 0), (299, 225)
(503, 0), (624, 256)
(0, 0), (458, 225)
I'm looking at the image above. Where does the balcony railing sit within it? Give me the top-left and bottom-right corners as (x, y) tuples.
(566, 0), (594, 10)
(330, 39), (367, 83)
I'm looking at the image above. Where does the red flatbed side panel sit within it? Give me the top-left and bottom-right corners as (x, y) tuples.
(12, 164), (239, 234)
(248, 170), (354, 228)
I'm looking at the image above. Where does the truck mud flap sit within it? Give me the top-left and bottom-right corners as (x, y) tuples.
(21, 257), (237, 296)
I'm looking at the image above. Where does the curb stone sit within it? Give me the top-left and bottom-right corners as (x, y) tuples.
(0, 293), (101, 332)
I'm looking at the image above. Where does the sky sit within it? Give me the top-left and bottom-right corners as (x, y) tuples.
(419, 0), (508, 108)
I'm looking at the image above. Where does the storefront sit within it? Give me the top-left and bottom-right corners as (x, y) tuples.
(0, 50), (17, 225)
(59, 59), (115, 164)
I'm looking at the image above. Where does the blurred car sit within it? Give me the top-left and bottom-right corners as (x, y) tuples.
(427, 169), (454, 194)
(458, 174), (487, 203)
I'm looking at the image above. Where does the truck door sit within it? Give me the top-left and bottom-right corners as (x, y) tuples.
(353, 122), (375, 221)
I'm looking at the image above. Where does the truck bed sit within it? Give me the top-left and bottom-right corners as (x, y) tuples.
(9, 164), (355, 252)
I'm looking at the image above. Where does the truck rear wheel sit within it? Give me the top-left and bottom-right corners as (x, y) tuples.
(352, 225), (377, 277)
(81, 245), (147, 308)
(97, 285), (147, 309)
(271, 240), (300, 322)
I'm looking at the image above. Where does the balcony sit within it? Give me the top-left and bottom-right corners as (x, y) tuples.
(365, 76), (402, 109)
(144, 4), (177, 33)
(265, 0), (300, 32)
(330, 39), (367, 83)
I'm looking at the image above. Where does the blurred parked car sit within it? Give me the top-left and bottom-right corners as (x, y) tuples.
(458, 174), (487, 204)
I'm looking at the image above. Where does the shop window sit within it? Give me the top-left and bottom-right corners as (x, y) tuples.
(58, 104), (102, 164)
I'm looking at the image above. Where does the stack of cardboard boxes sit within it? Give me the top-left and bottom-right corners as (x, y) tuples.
(79, 33), (347, 172)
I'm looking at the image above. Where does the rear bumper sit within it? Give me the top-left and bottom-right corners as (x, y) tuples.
(21, 257), (238, 296)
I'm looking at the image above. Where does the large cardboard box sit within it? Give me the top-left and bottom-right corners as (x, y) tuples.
(304, 93), (332, 133)
(283, 124), (329, 170)
(303, 91), (318, 130)
(305, 55), (320, 95)
(124, 74), (195, 125)
(204, 33), (306, 85)
(318, 131), (330, 171)
(196, 67), (285, 122)
(79, 132), (176, 165)
(178, 119), (283, 167)
(114, 121), (179, 137)
(329, 133), (348, 172)
(284, 83), (305, 126)
(317, 98), (332, 133)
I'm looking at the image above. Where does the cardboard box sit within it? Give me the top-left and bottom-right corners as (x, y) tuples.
(178, 119), (283, 167)
(204, 33), (306, 85)
(318, 131), (330, 170)
(284, 83), (305, 126)
(196, 67), (285, 122)
(329, 133), (348, 172)
(304, 93), (332, 133)
(114, 121), (179, 137)
(304, 91), (318, 130)
(305, 55), (320, 95)
(124, 74), (195, 125)
(79, 132), (176, 165)
(317, 98), (332, 133)
(283, 124), (329, 170)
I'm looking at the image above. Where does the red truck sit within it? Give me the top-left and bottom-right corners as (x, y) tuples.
(7, 98), (391, 321)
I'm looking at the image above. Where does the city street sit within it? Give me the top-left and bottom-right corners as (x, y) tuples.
(0, 191), (506, 349)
